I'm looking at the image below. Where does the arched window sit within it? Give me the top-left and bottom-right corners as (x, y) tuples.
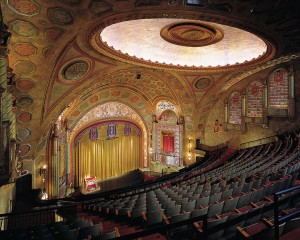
(268, 68), (289, 109)
(228, 92), (242, 125)
(246, 81), (263, 117)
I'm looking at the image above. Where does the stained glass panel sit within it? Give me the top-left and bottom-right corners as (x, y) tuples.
(269, 68), (288, 108)
(229, 92), (242, 125)
(246, 81), (263, 117)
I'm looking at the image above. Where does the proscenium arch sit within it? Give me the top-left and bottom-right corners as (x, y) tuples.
(70, 101), (149, 172)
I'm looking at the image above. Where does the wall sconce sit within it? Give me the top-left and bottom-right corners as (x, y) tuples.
(39, 164), (48, 200)
(188, 138), (192, 160)
(39, 164), (47, 177)
(214, 119), (222, 133)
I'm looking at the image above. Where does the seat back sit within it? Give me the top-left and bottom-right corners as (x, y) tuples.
(165, 205), (181, 218)
(222, 197), (239, 214)
(182, 200), (196, 212)
(207, 202), (224, 218)
(146, 209), (164, 226)
(206, 216), (228, 240)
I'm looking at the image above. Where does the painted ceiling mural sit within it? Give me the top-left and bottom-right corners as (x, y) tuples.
(68, 87), (154, 130)
(2, 0), (300, 159)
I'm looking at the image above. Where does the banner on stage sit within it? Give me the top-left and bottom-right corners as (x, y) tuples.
(107, 123), (116, 139)
(89, 127), (98, 141)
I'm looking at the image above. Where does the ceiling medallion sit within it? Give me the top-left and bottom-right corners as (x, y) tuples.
(160, 22), (224, 47)
(194, 77), (212, 91)
(63, 60), (89, 81)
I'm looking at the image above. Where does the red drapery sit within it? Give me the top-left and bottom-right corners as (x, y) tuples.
(163, 135), (174, 154)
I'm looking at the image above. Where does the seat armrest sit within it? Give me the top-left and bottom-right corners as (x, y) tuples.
(262, 218), (273, 227)
(250, 202), (258, 208)
(99, 222), (104, 233)
(142, 211), (147, 221)
(236, 226), (250, 238)
(114, 227), (120, 237)
(194, 222), (203, 233)
(264, 196), (273, 202)
(235, 208), (241, 213)
(162, 214), (170, 224)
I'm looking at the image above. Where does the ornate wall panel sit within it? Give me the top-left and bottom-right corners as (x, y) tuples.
(268, 68), (288, 109)
(228, 92), (242, 125)
(246, 81), (263, 117)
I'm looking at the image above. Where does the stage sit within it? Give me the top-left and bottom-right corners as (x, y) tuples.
(76, 169), (159, 195)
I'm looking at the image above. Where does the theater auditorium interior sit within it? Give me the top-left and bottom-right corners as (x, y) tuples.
(1, 0), (300, 239)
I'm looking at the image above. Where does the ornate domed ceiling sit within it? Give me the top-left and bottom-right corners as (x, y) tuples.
(1, 0), (300, 160)
(97, 18), (272, 69)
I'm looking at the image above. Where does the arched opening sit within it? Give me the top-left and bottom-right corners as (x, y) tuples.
(73, 120), (143, 187)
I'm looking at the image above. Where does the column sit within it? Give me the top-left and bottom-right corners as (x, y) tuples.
(65, 119), (71, 185)
(51, 124), (59, 197)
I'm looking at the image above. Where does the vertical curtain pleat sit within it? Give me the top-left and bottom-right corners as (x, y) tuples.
(75, 135), (140, 185)
(163, 135), (174, 153)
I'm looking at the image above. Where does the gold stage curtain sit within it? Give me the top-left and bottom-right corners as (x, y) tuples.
(75, 135), (140, 186)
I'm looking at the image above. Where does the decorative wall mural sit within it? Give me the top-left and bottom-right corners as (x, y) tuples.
(14, 61), (36, 74)
(45, 27), (64, 42)
(158, 109), (177, 124)
(16, 96), (33, 107)
(7, 0), (40, 16)
(13, 42), (37, 56)
(19, 143), (31, 157)
(63, 60), (90, 81)
(17, 127), (31, 141)
(87, 70), (173, 102)
(17, 112), (32, 124)
(47, 7), (73, 25)
(16, 79), (35, 91)
(72, 102), (145, 132)
(246, 81), (263, 117)
(89, 0), (115, 16)
(157, 101), (175, 114)
(194, 77), (212, 91)
(10, 20), (38, 38)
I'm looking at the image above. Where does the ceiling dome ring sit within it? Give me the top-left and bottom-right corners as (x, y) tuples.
(160, 22), (224, 47)
(87, 11), (277, 71)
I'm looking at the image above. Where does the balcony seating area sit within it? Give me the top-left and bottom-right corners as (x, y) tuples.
(79, 132), (300, 239)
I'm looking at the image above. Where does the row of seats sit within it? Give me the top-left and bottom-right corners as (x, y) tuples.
(0, 217), (119, 240)
(81, 133), (300, 239)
